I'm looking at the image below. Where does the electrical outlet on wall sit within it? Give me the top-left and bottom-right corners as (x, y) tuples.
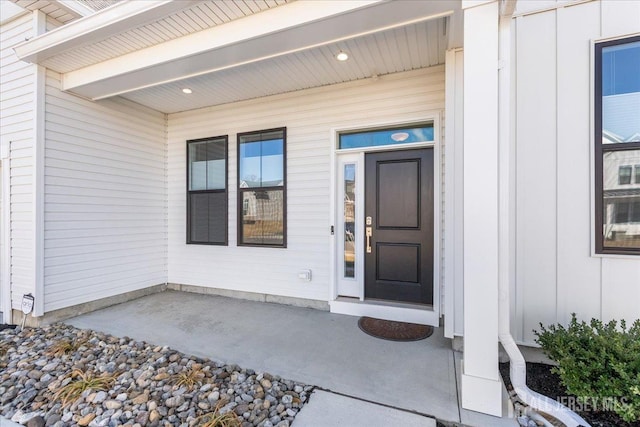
(297, 270), (312, 281)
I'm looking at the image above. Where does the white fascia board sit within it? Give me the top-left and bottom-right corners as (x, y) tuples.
(63, 0), (459, 100)
(52, 0), (98, 18)
(13, 0), (201, 64)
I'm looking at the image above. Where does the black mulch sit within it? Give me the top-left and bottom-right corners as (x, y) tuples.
(499, 362), (638, 427)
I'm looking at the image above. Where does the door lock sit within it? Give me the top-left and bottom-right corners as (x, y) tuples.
(366, 226), (372, 253)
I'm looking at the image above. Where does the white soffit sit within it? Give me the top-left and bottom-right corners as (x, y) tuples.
(73, 0), (455, 100)
(121, 18), (449, 114)
(39, 0), (293, 73)
(14, 0), (457, 101)
(12, 0), (81, 24)
(14, 1), (208, 63)
(74, 0), (122, 12)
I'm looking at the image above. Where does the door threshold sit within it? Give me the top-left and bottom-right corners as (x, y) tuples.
(330, 297), (439, 327)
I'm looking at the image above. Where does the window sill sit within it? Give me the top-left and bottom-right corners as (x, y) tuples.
(591, 251), (640, 259)
(186, 241), (228, 246)
(237, 243), (287, 249)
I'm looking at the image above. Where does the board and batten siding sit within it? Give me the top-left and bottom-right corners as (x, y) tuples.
(514, 0), (640, 345)
(0, 13), (36, 311)
(43, 70), (167, 312)
(168, 67), (445, 302)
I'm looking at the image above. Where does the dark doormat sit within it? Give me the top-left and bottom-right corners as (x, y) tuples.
(358, 316), (433, 341)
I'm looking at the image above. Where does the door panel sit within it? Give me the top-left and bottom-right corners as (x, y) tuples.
(377, 161), (420, 228)
(377, 243), (420, 283)
(365, 149), (433, 305)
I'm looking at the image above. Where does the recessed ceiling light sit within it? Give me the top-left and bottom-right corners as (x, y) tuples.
(336, 51), (349, 61)
(391, 132), (409, 142)
(182, 88), (193, 94)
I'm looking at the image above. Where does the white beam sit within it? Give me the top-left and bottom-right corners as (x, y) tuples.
(58, 0), (457, 100)
(14, 0), (201, 63)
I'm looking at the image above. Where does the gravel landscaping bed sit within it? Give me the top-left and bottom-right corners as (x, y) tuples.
(0, 324), (312, 427)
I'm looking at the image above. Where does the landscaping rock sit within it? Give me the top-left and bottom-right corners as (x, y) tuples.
(0, 324), (310, 427)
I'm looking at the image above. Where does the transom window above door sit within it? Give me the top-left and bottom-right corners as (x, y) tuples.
(338, 123), (433, 150)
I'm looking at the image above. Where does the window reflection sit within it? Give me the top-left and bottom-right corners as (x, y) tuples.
(603, 150), (640, 249)
(602, 41), (640, 144)
(241, 190), (284, 246)
(239, 138), (284, 187)
(344, 164), (355, 278)
(238, 128), (286, 247)
(188, 139), (226, 191)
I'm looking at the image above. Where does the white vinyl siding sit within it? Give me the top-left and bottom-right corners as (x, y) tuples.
(0, 13), (36, 311)
(168, 67), (445, 302)
(43, 70), (167, 312)
(513, 0), (640, 344)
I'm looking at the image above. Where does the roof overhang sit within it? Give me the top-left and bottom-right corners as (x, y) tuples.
(14, 0), (462, 102)
(14, 0), (202, 63)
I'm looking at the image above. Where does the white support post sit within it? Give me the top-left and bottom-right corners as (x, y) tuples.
(33, 10), (46, 317)
(460, 0), (502, 417)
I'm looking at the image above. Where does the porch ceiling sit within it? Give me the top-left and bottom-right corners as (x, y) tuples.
(14, 0), (461, 114)
(12, 0), (94, 24)
(36, 0), (293, 73)
(121, 18), (448, 114)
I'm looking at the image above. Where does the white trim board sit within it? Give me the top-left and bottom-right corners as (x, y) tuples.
(0, 155), (11, 324)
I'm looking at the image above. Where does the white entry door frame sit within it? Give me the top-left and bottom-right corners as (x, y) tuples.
(328, 115), (442, 326)
(335, 152), (365, 299)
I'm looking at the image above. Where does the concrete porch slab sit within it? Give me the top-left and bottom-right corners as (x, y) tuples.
(293, 390), (437, 426)
(66, 290), (460, 422)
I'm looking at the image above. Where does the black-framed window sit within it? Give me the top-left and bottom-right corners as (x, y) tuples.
(619, 166), (632, 185)
(187, 136), (228, 245)
(595, 35), (640, 254)
(237, 128), (286, 247)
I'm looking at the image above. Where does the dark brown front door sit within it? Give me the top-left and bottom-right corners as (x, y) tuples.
(364, 148), (433, 305)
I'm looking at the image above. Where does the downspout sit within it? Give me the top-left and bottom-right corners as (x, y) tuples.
(497, 3), (589, 426)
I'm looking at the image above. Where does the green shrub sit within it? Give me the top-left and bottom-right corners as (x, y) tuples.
(534, 314), (640, 423)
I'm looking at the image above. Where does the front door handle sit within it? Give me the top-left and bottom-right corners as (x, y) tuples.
(366, 226), (372, 253)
